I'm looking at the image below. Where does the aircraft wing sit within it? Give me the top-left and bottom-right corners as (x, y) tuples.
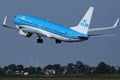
(89, 18), (119, 32)
(89, 34), (115, 38)
(2, 16), (17, 30)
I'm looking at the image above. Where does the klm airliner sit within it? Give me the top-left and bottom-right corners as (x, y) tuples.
(2, 7), (119, 43)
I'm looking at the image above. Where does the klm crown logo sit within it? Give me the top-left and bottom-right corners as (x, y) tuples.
(80, 19), (89, 27)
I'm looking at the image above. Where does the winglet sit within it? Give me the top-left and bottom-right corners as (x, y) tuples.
(3, 16), (7, 26)
(2, 16), (17, 30)
(113, 18), (119, 28)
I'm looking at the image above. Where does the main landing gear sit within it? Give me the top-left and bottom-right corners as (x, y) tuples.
(55, 39), (61, 44)
(37, 36), (61, 44)
(37, 36), (43, 43)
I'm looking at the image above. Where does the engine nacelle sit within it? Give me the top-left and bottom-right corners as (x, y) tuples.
(19, 30), (32, 37)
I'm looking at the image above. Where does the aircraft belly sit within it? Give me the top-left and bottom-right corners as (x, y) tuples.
(37, 28), (79, 41)
(19, 25), (79, 42)
(50, 32), (79, 42)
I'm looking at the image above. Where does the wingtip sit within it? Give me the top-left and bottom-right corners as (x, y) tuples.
(90, 6), (94, 10)
(116, 18), (119, 22)
(113, 18), (119, 28)
(3, 16), (7, 26)
(117, 18), (120, 22)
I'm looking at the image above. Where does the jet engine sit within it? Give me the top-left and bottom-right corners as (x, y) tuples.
(19, 30), (32, 37)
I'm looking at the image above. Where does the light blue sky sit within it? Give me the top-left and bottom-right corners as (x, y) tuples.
(0, 0), (120, 68)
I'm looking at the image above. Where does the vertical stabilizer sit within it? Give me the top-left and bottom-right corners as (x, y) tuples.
(71, 7), (94, 35)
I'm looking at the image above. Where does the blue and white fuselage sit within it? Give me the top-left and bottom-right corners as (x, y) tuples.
(14, 14), (88, 42)
(2, 6), (119, 43)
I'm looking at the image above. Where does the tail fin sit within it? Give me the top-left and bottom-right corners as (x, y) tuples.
(71, 7), (94, 35)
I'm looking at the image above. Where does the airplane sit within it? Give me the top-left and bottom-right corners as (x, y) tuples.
(2, 6), (119, 44)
